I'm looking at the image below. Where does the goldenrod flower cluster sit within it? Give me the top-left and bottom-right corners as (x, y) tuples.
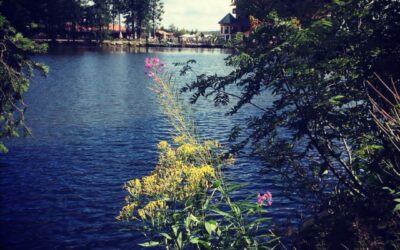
(137, 200), (167, 220)
(118, 138), (227, 222)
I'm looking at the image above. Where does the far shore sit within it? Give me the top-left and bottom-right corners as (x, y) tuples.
(34, 38), (226, 49)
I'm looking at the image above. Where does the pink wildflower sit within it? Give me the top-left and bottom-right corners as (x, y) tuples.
(152, 57), (160, 66)
(257, 191), (272, 206)
(144, 57), (165, 78)
(144, 57), (161, 69)
(144, 58), (152, 69)
(145, 72), (155, 78)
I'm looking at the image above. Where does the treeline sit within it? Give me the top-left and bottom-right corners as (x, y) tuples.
(0, 0), (164, 40)
(166, 24), (198, 37)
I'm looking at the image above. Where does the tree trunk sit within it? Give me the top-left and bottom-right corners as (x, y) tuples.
(112, 18), (115, 32)
(72, 21), (76, 42)
(118, 13), (121, 33)
(98, 23), (102, 42)
(152, 17), (155, 38)
(137, 19), (142, 39)
(131, 11), (135, 39)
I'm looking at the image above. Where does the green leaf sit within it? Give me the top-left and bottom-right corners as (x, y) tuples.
(202, 198), (209, 210)
(210, 209), (234, 218)
(212, 180), (221, 188)
(204, 220), (218, 235)
(160, 233), (172, 240)
(227, 183), (247, 192)
(172, 225), (178, 236)
(198, 240), (212, 249)
(184, 216), (190, 229)
(356, 144), (384, 157)
(231, 204), (241, 216)
(329, 95), (345, 105)
(138, 241), (160, 247)
(0, 143), (8, 154)
(394, 204), (400, 212)
(189, 213), (200, 223)
(190, 237), (200, 244)
(177, 232), (183, 249)
(383, 187), (396, 195)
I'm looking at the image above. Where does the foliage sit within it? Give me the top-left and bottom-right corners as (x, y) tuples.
(182, 0), (400, 248)
(0, 0), (165, 40)
(148, 0), (164, 37)
(0, 15), (47, 153)
(124, 0), (149, 38)
(166, 25), (198, 37)
(1, 0), (83, 39)
(117, 58), (279, 249)
(233, 0), (330, 23)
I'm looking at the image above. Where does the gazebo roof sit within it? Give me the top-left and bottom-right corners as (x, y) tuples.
(218, 13), (238, 25)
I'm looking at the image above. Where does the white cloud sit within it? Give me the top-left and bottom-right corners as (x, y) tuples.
(161, 0), (232, 31)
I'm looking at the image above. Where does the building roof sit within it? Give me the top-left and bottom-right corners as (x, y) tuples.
(108, 23), (127, 33)
(65, 22), (127, 33)
(156, 30), (174, 36)
(218, 13), (238, 25)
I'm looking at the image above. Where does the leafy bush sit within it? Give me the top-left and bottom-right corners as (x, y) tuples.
(182, 0), (400, 248)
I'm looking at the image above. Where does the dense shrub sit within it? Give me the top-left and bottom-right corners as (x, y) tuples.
(183, 0), (400, 248)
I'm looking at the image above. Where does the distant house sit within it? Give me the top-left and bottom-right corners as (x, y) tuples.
(219, 13), (239, 40)
(64, 22), (128, 39)
(218, 1), (250, 40)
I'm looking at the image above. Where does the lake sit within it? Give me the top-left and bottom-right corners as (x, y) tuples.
(0, 47), (299, 249)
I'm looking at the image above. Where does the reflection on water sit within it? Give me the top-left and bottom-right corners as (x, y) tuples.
(0, 48), (300, 249)
(48, 44), (232, 55)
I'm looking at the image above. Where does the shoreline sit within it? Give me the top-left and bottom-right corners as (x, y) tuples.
(34, 39), (226, 49)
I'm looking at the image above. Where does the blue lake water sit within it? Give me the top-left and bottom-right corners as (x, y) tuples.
(0, 47), (300, 249)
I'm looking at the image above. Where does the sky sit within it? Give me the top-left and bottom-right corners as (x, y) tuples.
(161, 0), (232, 31)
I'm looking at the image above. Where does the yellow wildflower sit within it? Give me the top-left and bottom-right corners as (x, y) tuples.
(126, 179), (142, 196)
(173, 135), (187, 144)
(158, 141), (169, 150)
(142, 200), (167, 218)
(138, 209), (146, 220)
(117, 202), (138, 220)
(142, 175), (158, 195)
(164, 148), (176, 161)
(177, 143), (197, 156)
